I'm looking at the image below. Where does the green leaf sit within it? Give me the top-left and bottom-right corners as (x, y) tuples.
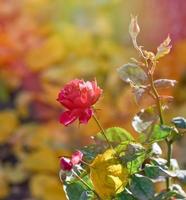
(129, 174), (155, 200)
(79, 191), (94, 200)
(97, 127), (134, 143)
(117, 63), (147, 86)
(116, 190), (136, 200)
(150, 125), (171, 142)
(80, 145), (101, 162)
(150, 157), (167, 168)
(127, 154), (146, 174)
(117, 143), (146, 174)
(63, 181), (87, 200)
(132, 106), (159, 133)
(154, 190), (186, 200)
(144, 164), (176, 179)
(155, 35), (171, 60)
(172, 117), (186, 129)
(121, 143), (145, 163)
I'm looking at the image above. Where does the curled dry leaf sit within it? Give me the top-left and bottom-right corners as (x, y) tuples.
(155, 35), (172, 60)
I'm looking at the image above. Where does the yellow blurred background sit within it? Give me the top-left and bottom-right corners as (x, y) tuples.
(0, 0), (186, 199)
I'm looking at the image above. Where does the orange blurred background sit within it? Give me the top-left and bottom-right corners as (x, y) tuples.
(0, 0), (186, 199)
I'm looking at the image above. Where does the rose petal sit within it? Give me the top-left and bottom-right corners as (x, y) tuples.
(59, 110), (78, 126)
(79, 108), (93, 124)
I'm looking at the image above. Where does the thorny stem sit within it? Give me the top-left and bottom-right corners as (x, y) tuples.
(72, 170), (100, 199)
(92, 113), (113, 149)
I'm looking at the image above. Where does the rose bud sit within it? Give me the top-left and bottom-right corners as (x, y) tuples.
(71, 151), (83, 165)
(60, 157), (73, 171)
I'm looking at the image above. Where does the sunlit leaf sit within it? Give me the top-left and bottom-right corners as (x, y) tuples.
(154, 79), (177, 89)
(133, 86), (148, 103)
(117, 63), (147, 86)
(151, 143), (162, 156)
(149, 125), (171, 142)
(96, 127), (134, 144)
(155, 36), (172, 60)
(132, 106), (159, 133)
(176, 170), (186, 183)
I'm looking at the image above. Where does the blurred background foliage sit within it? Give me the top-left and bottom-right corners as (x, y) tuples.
(0, 0), (186, 199)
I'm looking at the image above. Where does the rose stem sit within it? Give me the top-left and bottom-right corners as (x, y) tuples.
(133, 37), (172, 191)
(72, 170), (100, 199)
(147, 63), (172, 191)
(92, 113), (113, 149)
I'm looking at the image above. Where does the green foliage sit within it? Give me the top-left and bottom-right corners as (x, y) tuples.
(144, 164), (176, 179)
(129, 175), (155, 200)
(79, 191), (94, 200)
(63, 181), (87, 200)
(116, 190), (136, 200)
(97, 127), (134, 143)
(149, 125), (171, 142)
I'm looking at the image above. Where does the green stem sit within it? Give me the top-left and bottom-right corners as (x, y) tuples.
(166, 139), (172, 190)
(147, 66), (172, 191)
(93, 113), (113, 149)
(72, 170), (100, 199)
(148, 71), (164, 125)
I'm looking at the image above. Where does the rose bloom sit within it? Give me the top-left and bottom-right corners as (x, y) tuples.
(57, 79), (102, 126)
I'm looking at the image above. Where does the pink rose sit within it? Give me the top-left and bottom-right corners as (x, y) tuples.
(71, 150), (83, 165)
(57, 79), (102, 126)
(60, 151), (83, 171)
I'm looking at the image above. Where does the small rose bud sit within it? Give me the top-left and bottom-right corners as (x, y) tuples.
(60, 157), (73, 171)
(71, 151), (83, 165)
(129, 16), (140, 39)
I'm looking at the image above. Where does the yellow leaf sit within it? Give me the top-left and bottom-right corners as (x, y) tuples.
(22, 148), (59, 173)
(30, 174), (66, 200)
(0, 110), (18, 143)
(0, 170), (9, 198)
(90, 149), (129, 199)
(26, 35), (65, 71)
